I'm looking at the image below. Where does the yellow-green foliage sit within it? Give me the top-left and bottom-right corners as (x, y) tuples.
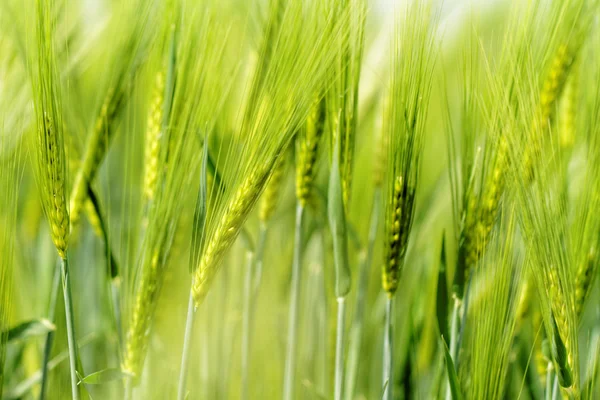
(0, 136), (22, 394)
(4, 0), (600, 399)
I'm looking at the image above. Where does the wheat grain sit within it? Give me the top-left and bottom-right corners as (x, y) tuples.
(69, 87), (119, 226)
(559, 60), (579, 149)
(122, 251), (161, 377)
(143, 71), (166, 202)
(37, 114), (70, 258)
(260, 150), (287, 223)
(192, 163), (274, 306)
(463, 134), (508, 270)
(574, 245), (597, 318)
(524, 43), (576, 177)
(382, 176), (414, 296)
(546, 267), (574, 388)
(296, 96), (325, 207)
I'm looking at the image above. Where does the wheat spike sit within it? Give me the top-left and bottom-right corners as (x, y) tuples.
(39, 114), (70, 258)
(533, 310), (549, 387)
(559, 60), (579, 149)
(69, 3), (151, 226)
(31, 6), (70, 258)
(524, 43), (576, 177)
(122, 251), (162, 377)
(143, 70), (166, 202)
(296, 96), (326, 207)
(574, 245), (597, 318)
(69, 87), (119, 226)
(260, 151), (287, 223)
(547, 267), (575, 388)
(192, 163), (274, 306)
(463, 134), (508, 269)
(382, 176), (415, 296)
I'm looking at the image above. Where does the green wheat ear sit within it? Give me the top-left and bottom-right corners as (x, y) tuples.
(29, 0), (70, 259)
(122, 0), (232, 379)
(190, 0), (357, 307)
(382, 1), (437, 297)
(523, 42), (578, 179)
(69, 0), (154, 227)
(559, 59), (579, 149)
(326, 0), (366, 209)
(260, 149), (288, 223)
(296, 95), (326, 208)
(143, 70), (166, 203)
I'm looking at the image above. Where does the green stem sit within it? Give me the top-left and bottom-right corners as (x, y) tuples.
(283, 203), (304, 400)
(252, 224), (268, 298)
(545, 365), (553, 400)
(344, 189), (380, 400)
(241, 250), (255, 400)
(455, 274), (472, 369)
(445, 296), (461, 400)
(200, 310), (210, 399)
(39, 260), (61, 400)
(124, 376), (133, 400)
(551, 374), (559, 400)
(111, 279), (123, 358)
(60, 256), (81, 400)
(382, 296), (393, 400)
(177, 288), (196, 400)
(334, 297), (347, 400)
(219, 267), (232, 399)
(318, 232), (329, 394)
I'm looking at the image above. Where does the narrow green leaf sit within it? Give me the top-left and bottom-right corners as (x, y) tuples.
(436, 233), (449, 341)
(328, 131), (351, 298)
(161, 22), (178, 133)
(3, 333), (98, 399)
(442, 336), (463, 400)
(77, 368), (133, 385)
(5, 319), (55, 343)
(86, 186), (119, 279)
(380, 380), (389, 400)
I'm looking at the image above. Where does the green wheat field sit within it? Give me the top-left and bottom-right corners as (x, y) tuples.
(1, 0), (600, 398)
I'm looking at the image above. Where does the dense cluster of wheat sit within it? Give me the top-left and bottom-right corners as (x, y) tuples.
(1, 0), (600, 399)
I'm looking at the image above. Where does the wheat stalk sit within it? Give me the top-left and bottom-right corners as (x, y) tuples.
(29, 1), (82, 398)
(380, 3), (437, 399)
